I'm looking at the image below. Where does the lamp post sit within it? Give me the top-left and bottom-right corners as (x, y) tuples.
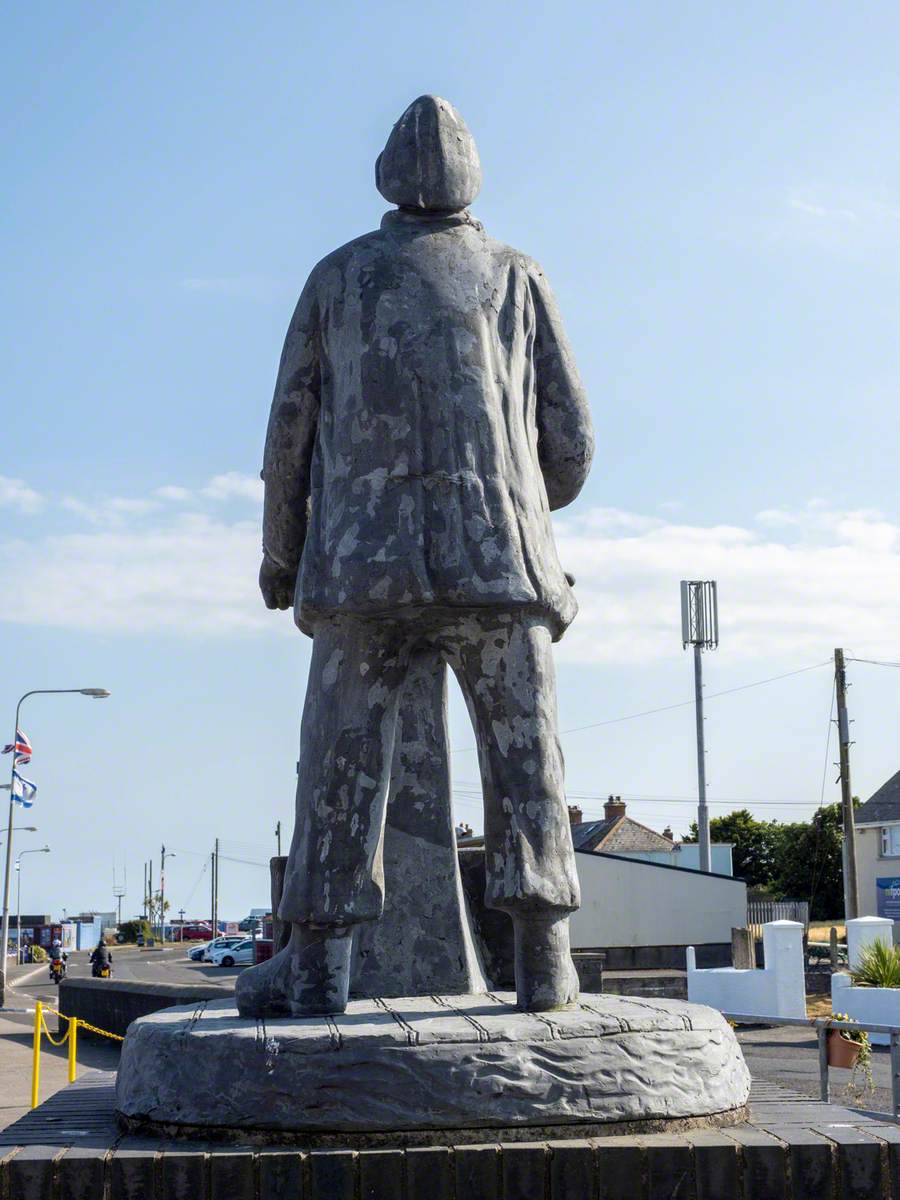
(0, 688), (109, 1007)
(680, 582), (718, 873)
(15, 846), (50, 964)
(0, 826), (38, 842)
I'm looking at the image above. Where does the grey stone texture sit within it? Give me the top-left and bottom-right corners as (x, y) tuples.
(270, 660), (488, 999)
(351, 651), (487, 997)
(282, 610), (578, 927)
(116, 992), (750, 1135)
(376, 95), (483, 213)
(245, 93), (593, 1016)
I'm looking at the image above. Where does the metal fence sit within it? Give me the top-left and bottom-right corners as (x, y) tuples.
(726, 1012), (900, 1120)
(747, 899), (809, 943)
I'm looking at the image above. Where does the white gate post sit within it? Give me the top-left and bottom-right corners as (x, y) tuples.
(846, 915), (894, 970)
(764, 920), (806, 1018)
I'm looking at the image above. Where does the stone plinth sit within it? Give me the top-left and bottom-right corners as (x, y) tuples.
(116, 992), (750, 1137)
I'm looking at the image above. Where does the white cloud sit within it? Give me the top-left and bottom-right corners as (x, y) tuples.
(0, 475), (43, 514)
(61, 495), (160, 525)
(155, 485), (193, 502)
(202, 472), (264, 503)
(787, 190), (858, 222)
(1, 484), (898, 659)
(779, 185), (900, 259)
(0, 513), (266, 636)
(555, 503), (900, 663)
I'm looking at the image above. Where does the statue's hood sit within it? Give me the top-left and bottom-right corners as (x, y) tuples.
(376, 95), (482, 213)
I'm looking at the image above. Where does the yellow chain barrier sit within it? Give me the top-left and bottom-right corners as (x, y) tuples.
(31, 1001), (123, 1108)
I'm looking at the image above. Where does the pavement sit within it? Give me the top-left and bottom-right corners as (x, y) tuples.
(738, 1022), (895, 1117)
(0, 944), (237, 1130)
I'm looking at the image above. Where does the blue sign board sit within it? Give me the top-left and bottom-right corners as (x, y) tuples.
(876, 877), (900, 919)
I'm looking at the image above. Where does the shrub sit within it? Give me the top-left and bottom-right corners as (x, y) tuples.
(116, 920), (151, 944)
(850, 939), (900, 989)
(31, 945), (47, 962)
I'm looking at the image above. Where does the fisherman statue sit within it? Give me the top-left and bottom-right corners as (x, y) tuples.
(237, 94), (594, 1019)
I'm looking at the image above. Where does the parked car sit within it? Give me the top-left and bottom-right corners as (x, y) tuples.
(200, 936), (245, 963)
(179, 923), (214, 941)
(238, 909), (270, 932)
(185, 941), (211, 962)
(210, 939), (255, 967)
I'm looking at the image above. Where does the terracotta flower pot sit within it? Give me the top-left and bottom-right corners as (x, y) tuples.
(827, 1029), (861, 1069)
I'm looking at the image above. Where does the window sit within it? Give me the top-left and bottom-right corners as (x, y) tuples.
(881, 827), (900, 857)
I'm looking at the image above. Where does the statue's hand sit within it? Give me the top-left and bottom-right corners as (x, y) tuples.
(259, 555), (296, 611)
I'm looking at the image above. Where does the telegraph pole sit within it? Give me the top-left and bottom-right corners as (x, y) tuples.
(276, 821), (282, 857)
(211, 838), (219, 934)
(835, 648), (860, 920)
(210, 850), (215, 933)
(160, 846), (174, 943)
(142, 861), (147, 920)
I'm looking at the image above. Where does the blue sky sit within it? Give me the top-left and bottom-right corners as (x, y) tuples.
(2, 2), (899, 922)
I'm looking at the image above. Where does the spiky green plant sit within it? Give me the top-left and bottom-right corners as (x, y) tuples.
(850, 938), (900, 988)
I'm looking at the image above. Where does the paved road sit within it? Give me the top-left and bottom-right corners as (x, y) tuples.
(0, 945), (236, 1130)
(738, 1024), (895, 1119)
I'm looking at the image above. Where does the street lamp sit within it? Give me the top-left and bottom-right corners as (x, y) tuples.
(15, 846), (50, 964)
(0, 688), (109, 1007)
(0, 826), (38, 842)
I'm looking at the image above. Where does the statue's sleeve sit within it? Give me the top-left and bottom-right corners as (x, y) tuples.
(529, 267), (594, 510)
(261, 277), (322, 571)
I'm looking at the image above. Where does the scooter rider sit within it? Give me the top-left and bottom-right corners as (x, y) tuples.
(89, 938), (112, 977)
(49, 938), (68, 980)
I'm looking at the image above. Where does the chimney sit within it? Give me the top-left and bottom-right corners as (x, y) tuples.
(567, 804), (583, 826)
(604, 795), (626, 821)
(662, 825), (674, 841)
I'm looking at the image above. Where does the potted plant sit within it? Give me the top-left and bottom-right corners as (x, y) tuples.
(828, 1013), (874, 1098)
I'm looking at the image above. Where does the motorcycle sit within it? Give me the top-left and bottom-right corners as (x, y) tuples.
(91, 962), (111, 979)
(49, 958), (66, 985)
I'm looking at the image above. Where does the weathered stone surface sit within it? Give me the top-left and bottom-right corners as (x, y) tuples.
(116, 993), (750, 1134)
(350, 652), (487, 998)
(240, 92), (593, 1019)
(376, 95), (482, 212)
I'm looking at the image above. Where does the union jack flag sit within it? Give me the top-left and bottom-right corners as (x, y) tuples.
(2, 727), (32, 765)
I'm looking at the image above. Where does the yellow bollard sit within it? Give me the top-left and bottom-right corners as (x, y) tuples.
(31, 1001), (42, 1109)
(67, 1017), (77, 1084)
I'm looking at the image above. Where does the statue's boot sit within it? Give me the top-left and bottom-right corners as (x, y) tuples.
(235, 923), (353, 1018)
(512, 913), (579, 1011)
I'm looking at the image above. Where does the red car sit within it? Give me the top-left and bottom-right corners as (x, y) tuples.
(179, 923), (214, 941)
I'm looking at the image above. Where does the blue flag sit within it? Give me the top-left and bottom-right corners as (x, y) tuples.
(12, 769), (37, 808)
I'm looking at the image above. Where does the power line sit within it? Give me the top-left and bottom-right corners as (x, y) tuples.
(847, 656), (900, 668)
(452, 784), (841, 807)
(450, 660), (831, 753)
(808, 675), (838, 915)
(180, 857), (208, 911)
